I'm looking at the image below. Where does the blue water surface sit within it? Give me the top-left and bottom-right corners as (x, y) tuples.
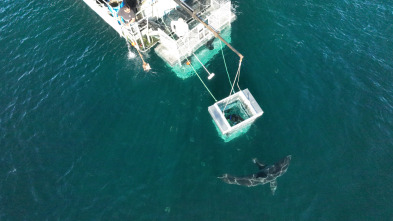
(1, 0), (393, 220)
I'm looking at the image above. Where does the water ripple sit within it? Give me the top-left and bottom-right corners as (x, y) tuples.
(1, 0), (393, 219)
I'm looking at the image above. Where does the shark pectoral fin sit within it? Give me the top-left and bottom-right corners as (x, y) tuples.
(270, 180), (277, 195)
(217, 174), (228, 179)
(252, 158), (266, 170)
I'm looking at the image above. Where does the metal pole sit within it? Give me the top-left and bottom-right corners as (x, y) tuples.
(146, 17), (151, 44)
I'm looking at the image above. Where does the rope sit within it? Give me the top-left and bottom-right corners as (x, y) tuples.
(189, 62), (217, 102)
(222, 59), (242, 113)
(193, 53), (214, 78)
(159, 8), (245, 113)
(236, 61), (242, 91)
(134, 44), (145, 63)
(160, 16), (217, 102)
(219, 40), (232, 88)
(131, 41), (151, 71)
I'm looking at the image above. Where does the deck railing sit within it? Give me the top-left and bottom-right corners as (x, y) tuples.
(156, 0), (233, 64)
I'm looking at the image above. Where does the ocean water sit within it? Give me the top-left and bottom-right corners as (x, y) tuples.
(1, 0), (393, 220)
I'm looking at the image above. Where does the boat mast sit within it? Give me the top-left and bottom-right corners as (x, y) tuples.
(173, 0), (244, 61)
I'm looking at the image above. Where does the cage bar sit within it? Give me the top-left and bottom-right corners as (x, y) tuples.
(208, 89), (263, 136)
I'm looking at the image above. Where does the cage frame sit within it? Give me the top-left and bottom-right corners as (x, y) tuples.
(208, 88), (263, 135)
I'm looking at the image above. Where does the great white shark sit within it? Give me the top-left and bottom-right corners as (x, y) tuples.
(218, 155), (291, 195)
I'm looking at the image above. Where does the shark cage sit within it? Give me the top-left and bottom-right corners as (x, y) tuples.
(208, 89), (263, 139)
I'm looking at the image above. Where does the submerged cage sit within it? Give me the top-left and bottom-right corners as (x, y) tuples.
(208, 89), (263, 136)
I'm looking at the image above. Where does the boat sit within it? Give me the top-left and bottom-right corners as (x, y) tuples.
(84, 0), (235, 69)
(82, 0), (263, 140)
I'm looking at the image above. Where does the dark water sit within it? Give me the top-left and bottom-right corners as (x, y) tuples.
(1, 0), (393, 220)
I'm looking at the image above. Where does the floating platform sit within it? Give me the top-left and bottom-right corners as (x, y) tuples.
(208, 89), (263, 137)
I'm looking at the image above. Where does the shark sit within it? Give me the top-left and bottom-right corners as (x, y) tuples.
(218, 155), (291, 195)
